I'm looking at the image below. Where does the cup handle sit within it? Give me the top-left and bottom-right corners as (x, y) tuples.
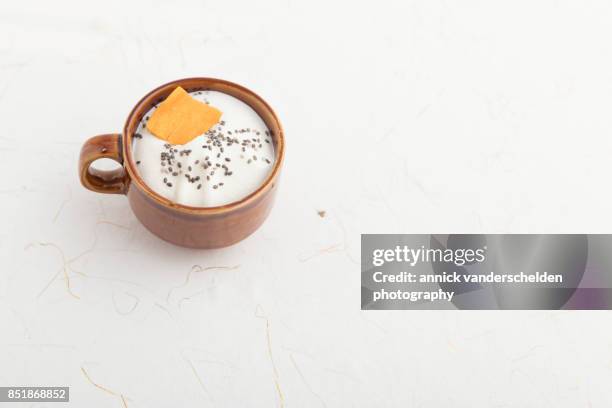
(78, 133), (129, 194)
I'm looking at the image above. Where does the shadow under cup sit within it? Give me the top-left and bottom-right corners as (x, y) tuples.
(78, 78), (285, 248)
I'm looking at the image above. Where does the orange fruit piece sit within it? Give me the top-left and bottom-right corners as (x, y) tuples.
(146, 86), (222, 145)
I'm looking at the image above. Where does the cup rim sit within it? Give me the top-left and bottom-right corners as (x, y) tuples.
(122, 77), (284, 215)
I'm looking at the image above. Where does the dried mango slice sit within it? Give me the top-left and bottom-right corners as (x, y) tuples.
(146, 86), (222, 145)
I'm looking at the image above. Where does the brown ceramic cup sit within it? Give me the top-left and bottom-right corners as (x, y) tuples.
(78, 78), (284, 248)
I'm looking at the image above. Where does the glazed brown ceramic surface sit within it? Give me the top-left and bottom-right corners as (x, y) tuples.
(78, 78), (284, 248)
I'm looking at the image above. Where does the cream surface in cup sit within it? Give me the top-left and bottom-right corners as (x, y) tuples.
(132, 90), (275, 207)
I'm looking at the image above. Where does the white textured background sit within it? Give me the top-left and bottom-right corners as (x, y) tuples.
(1, 0), (612, 406)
